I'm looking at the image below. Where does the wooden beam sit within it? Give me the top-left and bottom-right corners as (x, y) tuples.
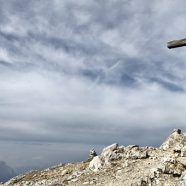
(167, 38), (186, 49)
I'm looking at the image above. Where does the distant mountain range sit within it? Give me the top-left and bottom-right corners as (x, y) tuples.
(0, 161), (16, 182)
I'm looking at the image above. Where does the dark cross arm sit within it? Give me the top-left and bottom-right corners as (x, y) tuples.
(167, 38), (186, 49)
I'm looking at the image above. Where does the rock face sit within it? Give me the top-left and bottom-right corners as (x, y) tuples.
(2, 129), (186, 186)
(160, 129), (186, 151)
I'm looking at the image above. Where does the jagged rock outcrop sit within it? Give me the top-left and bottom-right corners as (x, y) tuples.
(160, 129), (186, 152)
(2, 129), (186, 186)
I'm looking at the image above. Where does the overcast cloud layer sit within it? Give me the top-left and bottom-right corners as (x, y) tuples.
(1, 0), (186, 171)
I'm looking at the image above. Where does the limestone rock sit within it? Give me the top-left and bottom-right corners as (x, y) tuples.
(160, 129), (186, 151)
(160, 157), (185, 176)
(101, 143), (118, 157)
(180, 170), (186, 186)
(89, 156), (103, 172)
(125, 146), (148, 159)
(181, 146), (186, 157)
(177, 157), (186, 167)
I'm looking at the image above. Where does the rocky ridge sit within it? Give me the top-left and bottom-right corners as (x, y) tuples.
(2, 129), (186, 186)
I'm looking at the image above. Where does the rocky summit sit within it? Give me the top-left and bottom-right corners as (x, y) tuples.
(2, 129), (186, 186)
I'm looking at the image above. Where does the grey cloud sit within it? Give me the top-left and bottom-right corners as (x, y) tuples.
(1, 0), (186, 171)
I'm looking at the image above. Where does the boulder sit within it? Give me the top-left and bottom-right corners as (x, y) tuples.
(125, 147), (148, 159)
(100, 144), (120, 165)
(160, 157), (185, 176)
(101, 143), (118, 157)
(89, 156), (103, 172)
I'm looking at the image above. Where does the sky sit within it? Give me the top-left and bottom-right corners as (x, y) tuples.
(1, 0), (186, 173)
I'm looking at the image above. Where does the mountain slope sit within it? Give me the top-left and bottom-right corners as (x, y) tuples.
(0, 161), (16, 183)
(2, 129), (186, 186)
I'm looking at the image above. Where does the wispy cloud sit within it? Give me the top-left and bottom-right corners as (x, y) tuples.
(1, 0), (186, 169)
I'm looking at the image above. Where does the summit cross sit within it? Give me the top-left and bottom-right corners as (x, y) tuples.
(167, 38), (186, 49)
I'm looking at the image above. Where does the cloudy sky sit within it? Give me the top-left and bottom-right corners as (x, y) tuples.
(1, 0), (186, 172)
